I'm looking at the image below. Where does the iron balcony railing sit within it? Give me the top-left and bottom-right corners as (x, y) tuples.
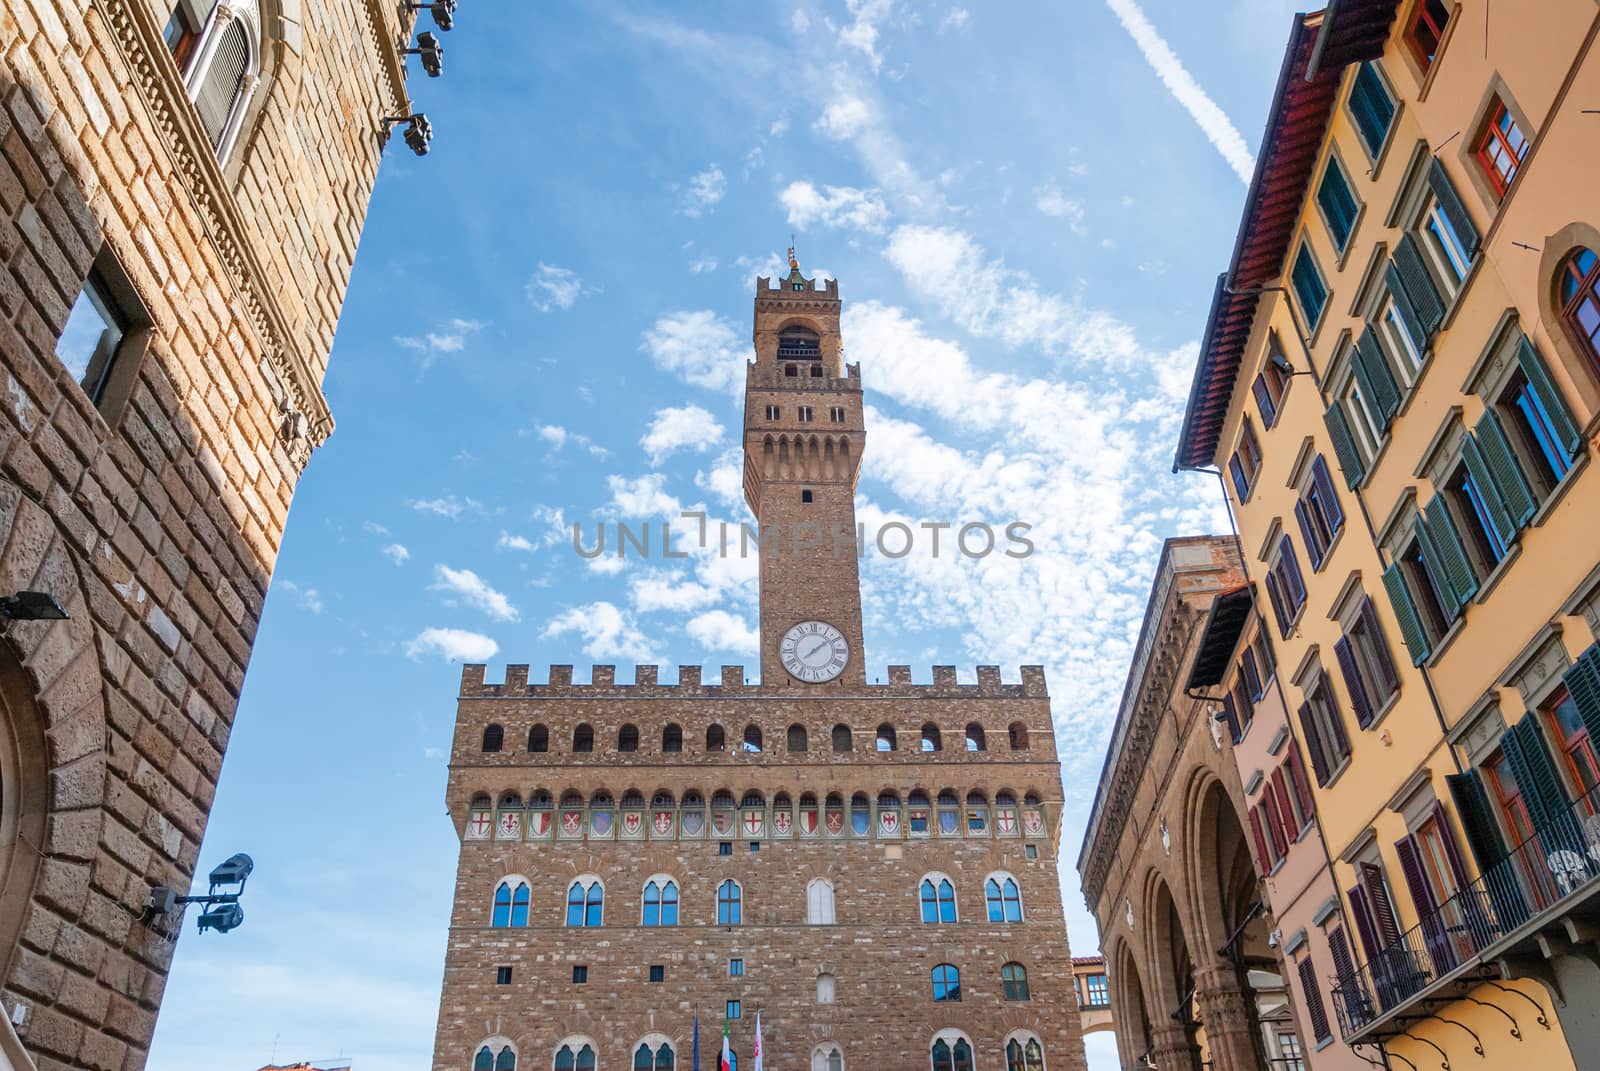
(1332, 783), (1600, 1037)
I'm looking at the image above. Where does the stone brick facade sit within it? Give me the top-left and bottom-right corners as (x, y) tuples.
(0, 0), (408, 1067)
(431, 269), (1087, 1071)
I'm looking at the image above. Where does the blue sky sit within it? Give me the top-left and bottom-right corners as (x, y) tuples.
(146, 2), (1307, 1068)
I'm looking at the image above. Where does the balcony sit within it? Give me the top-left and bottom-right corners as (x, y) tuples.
(1333, 785), (1600, 1040)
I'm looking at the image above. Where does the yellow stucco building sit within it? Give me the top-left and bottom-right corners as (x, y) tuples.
(1176, 0), (1600, 1068)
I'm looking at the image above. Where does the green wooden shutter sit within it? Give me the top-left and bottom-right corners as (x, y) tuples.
(1501, 716), (1568, 832)
(1393, 235), (1446, 336)
(1422, 496), (1479, 610)
(1324, 404), (1366, 488)
(1381, 562), (1430, 666)
(1516, 335), (1583, 459)
(1384, 261), (1429, 356)
(1447, 770), (1505, 869)
(1352, 327), (1402, 429)
(1461, 432), (1517, 549)
(1414, 508), (1463, 620)
(1476, 408), (1538, 526)
(1563, 644), (1600, 752)
(1426, 158), (1481, 259)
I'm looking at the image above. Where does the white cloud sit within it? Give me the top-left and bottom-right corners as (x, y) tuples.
(526, 263), (586, 312)
(1103, 0), (1255, 184)
(406, 495), (485, 521)
(362, 521), (390, 536)
(497, 531), (538, 553)
(277, 581), (324, 615)
(814, 95), (873, 141)
(542, 601), (658, 662)
(640, 310), (750, 396)
(883, 225), (1141, 367)
(779, 181), (889, 234)
(432, 565), (519, 622)
(381, 543), (410, 565)
(631, 571), (718, 614)
(769, 116), (790, 137)
(838, 0), (896, 73)
(940, 6), (970, 31)
(680, 165), (727, 218)
(531, 424), (608, 458)
(642, 405), (723, 466)
(686, 609), (759, 654)
(1034, 185), (1086, 233)
(689, 255), (718, 274)
(696, 448), (746, 511)
(394, 318), (486, 369)
(606, 473), (681, 519)
(790, 9), (810, 33)
(404, 627), (499, 662)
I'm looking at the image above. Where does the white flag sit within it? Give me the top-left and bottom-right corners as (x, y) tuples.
(753, 1011), (763, 1071)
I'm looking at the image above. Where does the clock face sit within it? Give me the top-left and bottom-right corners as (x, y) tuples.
(780, 620), (849, 683)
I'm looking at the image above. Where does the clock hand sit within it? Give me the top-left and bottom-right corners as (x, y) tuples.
(800, 638), (828, 660)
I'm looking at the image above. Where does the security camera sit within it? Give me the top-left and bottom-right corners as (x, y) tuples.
(411, 0), (456, 31)
(403, 113), (432, 156)
(1267, 928), (1281, 948)
(412, 31), (444, 76)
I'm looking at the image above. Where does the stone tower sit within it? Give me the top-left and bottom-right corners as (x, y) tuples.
(431, 264), (1087, 1071)
(0, 1), (415, 1066)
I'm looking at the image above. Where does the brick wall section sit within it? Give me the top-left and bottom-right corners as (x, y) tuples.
(431, 665), (1089, 1071)
(0, 1), (404, 1068)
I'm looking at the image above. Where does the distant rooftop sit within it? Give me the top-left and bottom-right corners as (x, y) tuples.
(258, 1061), (353, 1071)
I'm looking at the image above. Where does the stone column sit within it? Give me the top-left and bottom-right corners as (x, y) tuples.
(1194, 963), (1265, 1071)
(1146, 1023), (1199, 1071)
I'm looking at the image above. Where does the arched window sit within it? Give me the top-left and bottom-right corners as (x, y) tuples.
(778, 325), (821, 359)
(482, 724), (504, 753)
(663, 723), (683, 752)
(920, 723), (942, 752)
(529, 724), (549, 752)
(191, 7), (255, 157)
(491, 880), (529, 927)
(642, 879), (679, 926)
(832, 724), (853, 752)
(566, 878), (603, 927)
(475, 1044), (516, 1071)
(812, 1045), (843, 1071)
(876, 724), (896, 752)
(1005, 1037), (1045, 1071)
(1008, 721), (1029, 750)
(850, 792), (871, 835)
(967, 791), (989, 833)
(920, 875), (957, 923)
(937, 790), (960, 835)
(707, 724), (726, 751)
(965, 723), (986, 752)
(1002, 962), (1031, 1000)
(619, 724), (639, 752)
(931, 963), (961, 1001)
(816, 973), (837, 1005)
(717, 879), (742, 925)
(986, 875), (1023, 922)
(743, 724), (763, 753)
(807, 878), (836, 924)
(930, 1035), (974, 1071)
(634, 1043), (675, 1070)
(787, 723), (808, 751)
(1560, 247), (1600, 368)
(573, 724), (594, 753)
(554, 1043), (597, 1071)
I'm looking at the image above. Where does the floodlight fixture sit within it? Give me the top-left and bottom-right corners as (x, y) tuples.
(143, 851), (256, 935)
(410, 0), (456, 31)
(0, 591), (69, 621)
(405, 31), (444, 77)
(197, 902), (244, 934)
(383, 113), (433, 156)
(208, 852), (254, 891)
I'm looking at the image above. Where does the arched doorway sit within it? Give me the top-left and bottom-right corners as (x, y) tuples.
(1112, 940), (1155, 1068)
(0, 642), (49, 985)
(1151, 879), (1203, 1070)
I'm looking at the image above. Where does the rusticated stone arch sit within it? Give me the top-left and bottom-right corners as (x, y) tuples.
(1144, 875), (1197, 1028)
(1109, 937), (1154, 1062)
(1183, 771), (1258, 962)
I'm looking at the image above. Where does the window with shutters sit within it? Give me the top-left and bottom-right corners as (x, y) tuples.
(1484, 750), (1535, 846)
(1560, 248), (1600, 374)
(1291, 243), (1329, 330)
(1252, 337), (1291, 428)
(1264, 535), (1308, 637)
(1295, 956), (1332, 1043)
(1490, 347), (1579, 499)
(1283, 750), (1316, 834)
(1348, 859), (1403, 961)
(1375, 293), (1425, 386)
(1388, 155), (1477, 336)
(1229, 677), (1256, 742)
(1417, 193), (1472, 288)
(1413, 812), (1464, 907)
(1542, 687), (1600, 806)
(1473, 97), (1529, 199)
(1338, 596), (1402, 727)
(1346, 61), (1397, 161)
(164, 6), (204, 73)
(1386, 528), (1453, 663)
(1403, 0), (1451, 71)
(1294, 455), (1345, 570)
(1298, 673), (1352, 785)
(1316, 154), (1361, 255)
(1444, 456), (1512, 576)
(1228, 419), (1263, 501)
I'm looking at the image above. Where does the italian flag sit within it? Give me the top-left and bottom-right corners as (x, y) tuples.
(720, 1017), (732, 1071)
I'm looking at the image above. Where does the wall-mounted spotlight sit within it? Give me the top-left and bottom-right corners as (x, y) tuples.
(1269, 351), (1314, 378)
(145, 852), (255, 935)
(410, 0), (456, 31)
(405, 30), (445, 77)
(383, 113), (433, 156)
(0, 591), (69, 621)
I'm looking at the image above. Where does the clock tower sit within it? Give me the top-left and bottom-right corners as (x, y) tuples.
(744, 251), (868, 688)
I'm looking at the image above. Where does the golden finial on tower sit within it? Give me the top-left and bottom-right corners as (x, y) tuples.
(788, 236), (799, 271)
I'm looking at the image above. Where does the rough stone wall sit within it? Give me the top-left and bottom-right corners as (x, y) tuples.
(0, 1), (403, 1067)
(432, 667), (1087, 1071)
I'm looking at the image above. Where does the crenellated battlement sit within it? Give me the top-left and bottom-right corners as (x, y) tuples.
(459, 663), (1048, 699)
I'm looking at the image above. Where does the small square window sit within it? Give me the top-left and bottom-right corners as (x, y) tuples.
(829, 406), (845, 422)
(1025, 844), (1038, 860)
(749, 841), (760, 852)
(730, 958), (745, 976)
(718, 842), (732, 856)
(801, 489), (814, 504)
(727, 1000), (742, 1019)
(496, 966), (512, 985)
(649, 965), (665, 983)
(572, 965), (588, 984)
(766, 405), (780, 420)
(57, 255), (146, 415)
(798, 406), (814, 423)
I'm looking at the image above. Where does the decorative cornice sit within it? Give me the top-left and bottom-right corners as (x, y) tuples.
(94, 0), (358, 466)
(362, 0), (412, 117)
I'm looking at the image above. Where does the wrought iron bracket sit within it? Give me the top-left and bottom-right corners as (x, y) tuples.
(1483, 981), (1551, 1029)
(1461, 995), (1521, 1040)
(1399, 1029), (1452, 1070)
(1432, 1015), (1484, 1056)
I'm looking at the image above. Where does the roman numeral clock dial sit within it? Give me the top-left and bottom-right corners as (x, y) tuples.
(779, 620), (849, 683)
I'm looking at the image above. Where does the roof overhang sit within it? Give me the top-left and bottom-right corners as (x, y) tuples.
(1184, 585), (1255, 690)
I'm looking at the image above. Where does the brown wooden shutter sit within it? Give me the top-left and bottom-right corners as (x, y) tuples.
(1287, 746), (1315, 822)
(1272, 767), (1300, 840)
(1335, 635), (1375, 728)
(1297, 957), (1332, 1042)
(1299, 702), (1329, 784)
